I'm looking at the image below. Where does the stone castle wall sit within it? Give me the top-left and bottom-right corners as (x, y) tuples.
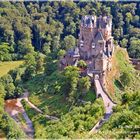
(60, 15), (114, 86)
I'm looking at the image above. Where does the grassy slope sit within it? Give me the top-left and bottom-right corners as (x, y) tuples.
(23, 47), (140, 139)
(90, 47), (140, 139)
(0, 61), (24, 77)
(24, 74), (70, 116)
(23, 73), (100, 138)
(105, 46), (140, 102)
(24, 73), (96, 116)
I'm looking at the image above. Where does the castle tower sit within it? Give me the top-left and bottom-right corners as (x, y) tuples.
(60, 15), (114, 82)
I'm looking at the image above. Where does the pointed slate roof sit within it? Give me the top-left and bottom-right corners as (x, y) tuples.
(94, 31), (105, 43)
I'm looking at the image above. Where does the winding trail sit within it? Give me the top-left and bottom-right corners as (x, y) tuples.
(5, 98), (34, 138)
(19, 91), (43, 114)
(21, 91), (59, 120)
(5, 90), (59, 138)
(88, 73), (116, 134)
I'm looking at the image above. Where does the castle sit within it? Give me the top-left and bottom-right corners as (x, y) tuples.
(60, 15), (114, 85)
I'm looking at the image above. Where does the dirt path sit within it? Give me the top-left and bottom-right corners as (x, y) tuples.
(5, 90), (59, 138)
(21, 91), (59, 120)
(5, 99), (34, 138)
(19, 91), (43, 114)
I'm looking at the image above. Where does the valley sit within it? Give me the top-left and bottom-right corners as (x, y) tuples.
(0, 1), (140, 139)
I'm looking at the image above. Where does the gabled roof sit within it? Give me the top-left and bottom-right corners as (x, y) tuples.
(94, 31), (105, 43)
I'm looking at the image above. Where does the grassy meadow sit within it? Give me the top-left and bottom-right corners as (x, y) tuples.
(0, 61), (24, 77)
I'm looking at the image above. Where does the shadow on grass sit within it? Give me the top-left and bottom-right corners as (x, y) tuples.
(114, 80), (124, 90)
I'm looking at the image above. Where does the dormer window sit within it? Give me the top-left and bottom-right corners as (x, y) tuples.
(99, 43), (103, 47)
(92, 43), (95, 49)
(80, 39), (84, 47)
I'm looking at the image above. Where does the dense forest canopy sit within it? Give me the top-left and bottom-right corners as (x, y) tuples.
(0, 1), (140, 61)
(0, 1), (140, 139)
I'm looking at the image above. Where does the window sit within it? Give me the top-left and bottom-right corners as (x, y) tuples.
(80, 40), (84, 47)
(92, 43), (95, 49)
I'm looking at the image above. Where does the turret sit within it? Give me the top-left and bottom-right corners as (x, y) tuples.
(81, 15), (96, 29)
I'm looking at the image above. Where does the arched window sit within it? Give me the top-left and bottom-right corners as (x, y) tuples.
(80, 36), (84, 47)
(92, 43), (95, 49)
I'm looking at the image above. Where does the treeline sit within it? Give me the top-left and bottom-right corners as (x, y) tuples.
(92, 90), (140, 139)
(0, 1), (140, 60)
(0, 76), (26, 138)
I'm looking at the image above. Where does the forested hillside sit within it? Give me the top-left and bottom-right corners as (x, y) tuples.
(0, 1), (140, 61)
(0, 1), (140, 139)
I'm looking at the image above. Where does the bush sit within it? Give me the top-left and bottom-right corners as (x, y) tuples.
(77, 60), (87, 69)
(120, 72), (133, 87)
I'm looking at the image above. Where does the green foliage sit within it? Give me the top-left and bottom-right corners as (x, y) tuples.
(33, 98), (104, 139)
(57, 49), (66, 58)
(21, 66), (36, 81)
(94, 91), (140, 139)
(78, 76), (91, 97)
(42, 43), (51, 55)
(45, 57), (58, 76)
(0, 43), (13, 61)
(1, 74), (15, 99)
(0, 83), (5, 107)
(115, 48), (135, 89)
(120, 72), (132, 87)
(120, 38), (128, 48)
(24, 53), (36, 67)
(128, 37), (140, 58)
(113, 48), (140, 103)
(77, 60), (87, 69)
(0, 2), (140, 139)
(63, 35), (76, 50)
(0, 2), (139, 58)
(0, 79), (25, 139)
(63, 66), (79, 102)
(35, 53), (45, 74)
(0, 113), (26, 139)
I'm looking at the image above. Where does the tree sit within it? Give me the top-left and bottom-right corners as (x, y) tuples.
(120, 72), (132, 87)
(6, 83), (15, 98)
(0, 83), (5, 107)
(120, 38), (128, 48)
(78, 76), (91, 96)
(66, 22), (76, 35)
(1, 74), (16, 99)
(43, 43), (51, 55)
(77, 60), (87, 69)
(128, 37), (140, 58)
(57, 49), (66, 58)
(21, 66), (36, 81)
(63, 35), (76, 50)
(18, 42), (34, 56)
(0, 43), (12, 61)
(63, 66), (79, 102)
(24, 53), (36, 67)
(35, 53), (45, 73)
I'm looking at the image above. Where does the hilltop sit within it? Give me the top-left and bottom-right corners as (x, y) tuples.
(0, 1), (140, 139)
(19, 46), (140, 138)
